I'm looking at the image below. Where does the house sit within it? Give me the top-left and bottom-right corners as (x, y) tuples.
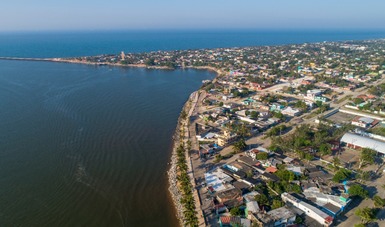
(216, 188), (243, 209)
(245, 201), (260, 219)
(351, 116), (378, 129)
(281, 106), (302, 117)
(255, 206), (296, 227)
(265, 166), (278, 173)
(303, 188), (351, 217)
(219, 216), (251, 227)
(270, 103), (285, 112)
(306, 89), (322, 100)
(205, 168), (234, 193)
(315, 96), (328, 103)
(261, 172), (280, 182)
(282, 193), (333, 226)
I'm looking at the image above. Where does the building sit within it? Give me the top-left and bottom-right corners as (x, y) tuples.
(219, 216), (251, 227)
(217, 130), (239, 146)
(351, 116), (378, 129)
(303, 188), (351, 217)
(340, 132), (385, 154)
(255, 206), (296, 227)
(281, 106), (302, 117)
(282, 193), (333, 226)
(306, 89), (322, 100)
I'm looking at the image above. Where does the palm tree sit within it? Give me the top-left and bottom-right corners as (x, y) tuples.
(355, 207), (376, 224)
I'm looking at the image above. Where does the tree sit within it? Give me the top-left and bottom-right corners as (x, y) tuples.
(355, 207), (376, 224)
(332, 168), (352, 182)
(145, 58), (155, 66)
(255, 194), (269, 207)
(256, 152), (268, 160)
(294, 216), (303, 224)
(358, 148), (376, 169)
(332, 157), (341, 170)
(180, 110), (187, 120)
(275, 170), (296, 182)
(230, 206), (243, 216)
(354, 224), (366, 227)
(233, 138), (247, 153)
(373, 195), (385, 207)
(319, 144), (332, 156)
(250, 111), (259, 119)
(271, 199), (285, 209)
(357, 171), (371, 182)
(349, 184), (369, 198)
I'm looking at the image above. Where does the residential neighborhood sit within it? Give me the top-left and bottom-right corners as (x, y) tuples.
(63, 39), (385, 226)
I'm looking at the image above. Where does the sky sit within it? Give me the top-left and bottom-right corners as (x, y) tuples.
(1, 0), (385, 32)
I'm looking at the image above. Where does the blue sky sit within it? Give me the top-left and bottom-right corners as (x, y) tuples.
(1, 0), (385, 31)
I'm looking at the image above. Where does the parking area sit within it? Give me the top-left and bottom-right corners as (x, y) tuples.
(326, 111), (356, 124)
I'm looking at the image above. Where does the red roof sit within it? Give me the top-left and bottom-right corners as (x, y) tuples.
(220, 216), (231, 224)
(266, 166), (278, 173)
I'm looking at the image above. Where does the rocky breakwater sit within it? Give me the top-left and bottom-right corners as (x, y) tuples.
(167, 91), (198, 227)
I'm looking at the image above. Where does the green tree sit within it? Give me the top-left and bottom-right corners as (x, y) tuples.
(355, 207), (376, 224)
(332, 168), (352, 182)
(349, 184), (369, 198)
(373, 195), (385, 207)
(275, 170), (296, 182)
(230, 206), (243, 216)
(255, 194), (269, 207)
(233, 138), (247, 153)
(250, 111), (259, 119)
(256, 152), (268, 160)
(294, 216), (303, 224)
(145, 58), (155, 66)
(319, 144), (332, 156)
(354, 224), (366, 227)
(271, 199), (285, 209)
(358, 148), (376, 169)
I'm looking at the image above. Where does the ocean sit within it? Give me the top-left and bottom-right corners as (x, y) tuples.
(0, 30), (384, 226)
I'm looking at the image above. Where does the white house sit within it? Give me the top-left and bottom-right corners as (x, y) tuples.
(282, 193), (333, 226)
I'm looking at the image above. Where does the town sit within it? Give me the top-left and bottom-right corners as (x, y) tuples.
(62, 39), (385, 227)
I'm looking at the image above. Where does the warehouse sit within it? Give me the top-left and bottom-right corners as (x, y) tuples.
(340, 132), (385, 154)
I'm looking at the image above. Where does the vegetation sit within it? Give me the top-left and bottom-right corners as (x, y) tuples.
(348, 184), (369, 198)
(268, 181), (302, 194)
(230, 206), (243, 216)
(266, 125), (287, 137)
(373, 195), (385, 208)
(332, 168), (352, 182)
(275, 170), (296, 182)
(358, 148), (376, 169)
(256, 152), (268, 160)
(354, 224), (366, 227)
(175, 145), (198, 226)
(271, 199), (285, 209)
(233, 138), (247, 153)
(369, 126), (385, 137)
(355, 207), (376, 224)
(254, 194), (269, 207)
(368, 83), (385, 96)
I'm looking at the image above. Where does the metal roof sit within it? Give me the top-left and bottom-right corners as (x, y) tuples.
(340, 132), (385, 154)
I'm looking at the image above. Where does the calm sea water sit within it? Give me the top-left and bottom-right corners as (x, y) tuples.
(0, 60), (215, 226)
(0, 30), (385, 58)
(0, 30), (385, 226)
